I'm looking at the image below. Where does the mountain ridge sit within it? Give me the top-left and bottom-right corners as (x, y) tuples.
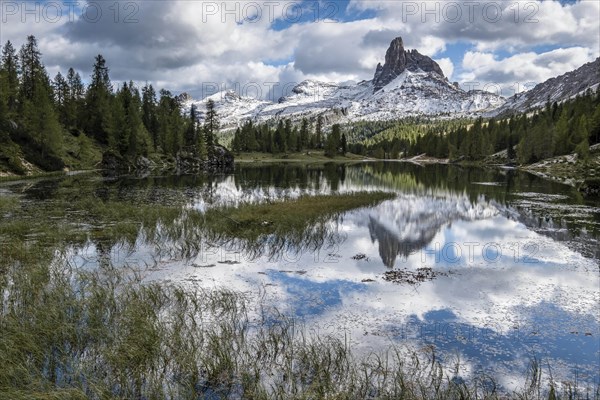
(493, 57), (600, 116)
(183, 38), (599, 129)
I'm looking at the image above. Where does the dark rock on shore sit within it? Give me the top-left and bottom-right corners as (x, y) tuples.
(177, 145), (235, 174)
(100, 149), (129, 172)
(205, 145), (235, 173)
(579, 177), (600, 197)
(101, 145), (234, 175)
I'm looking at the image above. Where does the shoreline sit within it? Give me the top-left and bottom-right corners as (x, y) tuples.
(3, 149), (599, 193)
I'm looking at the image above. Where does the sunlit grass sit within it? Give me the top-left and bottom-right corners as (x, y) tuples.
(234, 151), (367, 162)
(205, 191), (394, 242)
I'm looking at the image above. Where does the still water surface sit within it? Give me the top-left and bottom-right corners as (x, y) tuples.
(3, 162), (599, 390)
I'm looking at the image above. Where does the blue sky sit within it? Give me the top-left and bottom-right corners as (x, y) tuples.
(1, 0), (598, 99)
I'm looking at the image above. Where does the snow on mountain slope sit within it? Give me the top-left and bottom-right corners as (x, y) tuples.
(183, 38), (599, 131)
(179, 37), (507, 130)
(185, 73), (505, 130)
(492, 57), (600, 116)
(181, 90), (270, 128)
(358, 71), (504, 119)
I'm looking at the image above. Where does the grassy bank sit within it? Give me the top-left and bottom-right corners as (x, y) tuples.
(523, 144), (600, 187)
(234, 151), (369, 162)
(0, 170), (99, 183)
(0, 132), (103, 178)
(392, 144), (600, 188)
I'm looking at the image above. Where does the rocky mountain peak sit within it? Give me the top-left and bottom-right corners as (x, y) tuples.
(373, 37), (445, 91)
(176, 92), (193, 103)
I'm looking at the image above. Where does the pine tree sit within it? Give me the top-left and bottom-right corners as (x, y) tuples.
(373, 147), (385, 159)
(141, 83), (159, 147)
(0, 40), (20, 114)
(17, 36), (63, 160)
(315, 115), (323, 149)
(110, 83), (127, 152)
(125, 82), (151, 157)
(185, 104), (198, 153)
(245, 121), (258, 151)
(553, 109), (569, 156)
(156, 90), (172, 153)
(232, 127), (242, 153)
(274, 120), (286, 153)
(325, 124), (341, 157)
(589, 104), (600, 145)
(284, 119), (294, 152)
(85, 55), (113, 143)
(53, 72), (69, 125)
(67, 68), (85, 99)
(532, 119), (553, 161)
(570, 114), (588, 150)
(204, 99), (219, 158)
(470, 118), (490, 160)
(341, 133), (347, 155)
(300, 118), (309, 151)
(0, 77), (8, 141)
(19, 35), (45, 101)
(23, 88), (63, 157)
(459, 130), (473, 160)
(573, 115), (590, 161)
(66, 68), (85, 130)
(156, 89), (184, 156)
(507, 134), (516, 160)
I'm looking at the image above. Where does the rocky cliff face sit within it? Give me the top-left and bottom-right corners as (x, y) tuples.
(373, 37), (445, 91)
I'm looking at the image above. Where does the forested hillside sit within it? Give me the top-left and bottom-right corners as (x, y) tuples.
(230, 116), (348, 158)
(359, 89), (600, 163)
(0, 36), (213, 175)
(2, 35), (600, 175)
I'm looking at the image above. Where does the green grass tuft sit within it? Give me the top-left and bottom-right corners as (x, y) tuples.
(205, 191), (394, 243)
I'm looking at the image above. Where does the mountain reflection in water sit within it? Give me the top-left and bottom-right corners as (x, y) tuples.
(3, 161), (598, 389)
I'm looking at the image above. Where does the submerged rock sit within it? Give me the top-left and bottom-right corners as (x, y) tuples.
(382, 268), (450, 285)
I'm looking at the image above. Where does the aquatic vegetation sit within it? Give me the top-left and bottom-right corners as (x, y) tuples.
(205, 191), (395, 242)
(203, 192), (395, 261)
(0, 164), (598, 399)
(2, 257), (595, 399)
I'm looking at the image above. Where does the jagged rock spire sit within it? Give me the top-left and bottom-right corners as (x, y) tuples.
(373, 37), (444, 91)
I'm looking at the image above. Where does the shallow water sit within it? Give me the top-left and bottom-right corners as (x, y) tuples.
(2, 161), (599, 390)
